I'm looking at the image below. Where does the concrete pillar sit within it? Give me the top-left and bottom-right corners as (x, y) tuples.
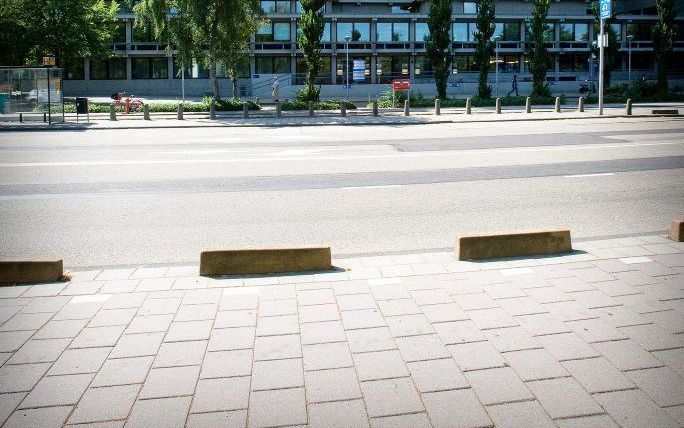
(210, 102), (216, 119)
(578, 96), (584, 112)
(177, 103), (184, 120)
(626, 98), (632, 116)
(126, 58), (132, 80)
(331, 55), (337, 85)
(525, 97), (531, 113)
(167, 57), (174, 80)
(341, 104), (347, 117)
(84, 59), (91, 81)
(555, 97), (561, 113)
(243, 103), (249, 119)
(370, 55), (377, 84)
(275, 102), (282, 118)
(373, 100), (378, 116)
(466, 98), (472, 114)
(109, 104), (117, 121)
(404, 99), (409, 116)
(308, 101), (314, 117)
(435, 98), (441, 115)
(496, 98), (501, 114)
(143, 104), (150, 120)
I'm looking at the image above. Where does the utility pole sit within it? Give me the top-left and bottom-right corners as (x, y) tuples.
(598, 0), (611, 115)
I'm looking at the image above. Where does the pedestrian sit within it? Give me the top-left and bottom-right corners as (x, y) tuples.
(508, 75), (519, 97)
(272, 76), (280, 102)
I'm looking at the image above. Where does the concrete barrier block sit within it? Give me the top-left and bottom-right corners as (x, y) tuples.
(669, 219), (684, 242)
(652, 109), (678, 115)
(200, 246), (332, 276)
(0, 260), (64, 284)
(456, 229), (572, 261)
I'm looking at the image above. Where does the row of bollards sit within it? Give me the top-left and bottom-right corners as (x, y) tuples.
(107, 97), (635, 121)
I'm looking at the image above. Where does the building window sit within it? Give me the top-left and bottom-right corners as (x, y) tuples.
(610, 23), (621, 40)
(463, 2), (476, 14)
(453, 55), (477, 72)
(337, 22), (370, 42)
(63, 59), (85, 80)
(111, 23), (127, 43)
(626, 23), (652, 41)
(559, 53), (589, 72)
(525, 22), (555, 42)
(560, 23), (589, 42)
(256, 22), (291, 41)
(492, 22), (521, 41)
(415, 23), (430, 42)
(376, 22), (409, 42)
(255, 56), (290, 74)
(295, 1), (324, 13)
(453, 22), (476, 41)
(414, 56), (433, 77)
(90, 58), (126, 80)
(296, 56), (332, 83)
(337, 56), (370, 83)
(262, 1), (290, 13)
(132, 26), (158, 42)
(173, 60), (210, 79)
(376, 56), (409, 83)
(131, 58), (168, 79)
(491, 55), (520, 73)
(296, 22), (330, 41)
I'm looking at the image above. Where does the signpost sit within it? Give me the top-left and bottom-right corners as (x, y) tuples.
(598, 0), (611, 115)
(392, 79), (410, 108)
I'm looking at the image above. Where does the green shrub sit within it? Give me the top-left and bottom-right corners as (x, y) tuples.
(281, 99), (356, 111)
(372, 92), (562, 109)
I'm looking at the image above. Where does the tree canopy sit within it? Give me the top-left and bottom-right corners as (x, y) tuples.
(0, 0), (119, 66)
(653, 0), (677, 94)
(134, 0), (262, 100)
(426, 0), (452, 100)
(298, 0), (326, 101)
(474, 0), (496, 98)
(528, 0), (552, 97)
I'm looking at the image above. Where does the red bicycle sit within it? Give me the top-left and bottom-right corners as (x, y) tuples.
(111, 92), (144, 113)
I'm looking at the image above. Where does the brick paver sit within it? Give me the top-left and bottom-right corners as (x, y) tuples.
(0, 233), (682, 427)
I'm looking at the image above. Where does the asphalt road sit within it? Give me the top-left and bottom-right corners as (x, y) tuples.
(1, 116), (683, 268)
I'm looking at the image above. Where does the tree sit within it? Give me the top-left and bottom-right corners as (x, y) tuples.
(591, 0), (619, 87)
(0, 0), (119, 66)
(652, 0), (677, 95)
(298, 0), (325, 101)
(528, 0), (552, 96)
(135, 0), (262, 101)
(474, 0), (495, 98)
(426, 0), (452, 100)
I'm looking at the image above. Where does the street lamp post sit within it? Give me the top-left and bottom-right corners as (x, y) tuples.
(627, 34), (634, 85)
(494, 35), (501, 98)
(344, 35), (351, 101)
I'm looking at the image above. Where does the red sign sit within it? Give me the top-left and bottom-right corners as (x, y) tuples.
(392, 79), (410, 90)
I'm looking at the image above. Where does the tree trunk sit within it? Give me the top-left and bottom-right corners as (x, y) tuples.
(209, 53), (220, 101)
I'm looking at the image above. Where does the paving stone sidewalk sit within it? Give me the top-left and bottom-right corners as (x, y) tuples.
(0, 234), (682, 427)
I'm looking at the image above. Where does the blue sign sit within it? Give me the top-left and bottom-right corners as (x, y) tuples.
(352, 59), (366, 82)
(599, 0), (611, 19)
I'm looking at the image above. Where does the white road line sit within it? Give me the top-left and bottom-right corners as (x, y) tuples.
(1, 140), (681, 168)
(563, 173), (615, 178)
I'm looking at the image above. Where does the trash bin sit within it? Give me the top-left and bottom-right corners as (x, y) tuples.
(0, 93), (8, 114)
(75, 97), (88, 114)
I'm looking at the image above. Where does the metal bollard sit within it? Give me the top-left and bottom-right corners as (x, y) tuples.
(466, 98), (472, 114)
(242, 103), (249, 119)
(275, 102), (282, 118)
(404, 99), (409, 116)
(495, 98), (501, 114)
(255, 96), (260, 106)
(372, 101), (378, 116)
(43, 113), (47, 123)
(308, 101), (314, 117)
(341, 104), (347, 117)
(578, 97), (584, 112)
(555, 97), (561, 113)
(109, 104), (117, 121)
(625, 98), (632, 116)
(177, 103), (184, 120)
(435, 98), (441, 115)
(19, 113), (23, 123)
(144, 104), (150, 120)
(209, 102), (216, 120)
(525, 97), (531, 113)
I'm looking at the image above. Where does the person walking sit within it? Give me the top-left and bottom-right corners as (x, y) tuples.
(271, 76), (280, 102)
(508, 75), (519, 97)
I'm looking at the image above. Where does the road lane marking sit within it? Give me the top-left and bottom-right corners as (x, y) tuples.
(563, 173), (615, 178)
(1, 141), (682, 168)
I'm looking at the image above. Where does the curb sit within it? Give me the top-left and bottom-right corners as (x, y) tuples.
(0, 260), (64, 284)
(456, 229), (572, 261)
(199, 246), (332, 276)
(1, 113), (679, 132)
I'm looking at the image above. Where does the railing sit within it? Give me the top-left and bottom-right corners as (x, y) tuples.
(334, 42), (373, 50)
(110, 43), (168, 52)
(253, 42), (293, 51)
